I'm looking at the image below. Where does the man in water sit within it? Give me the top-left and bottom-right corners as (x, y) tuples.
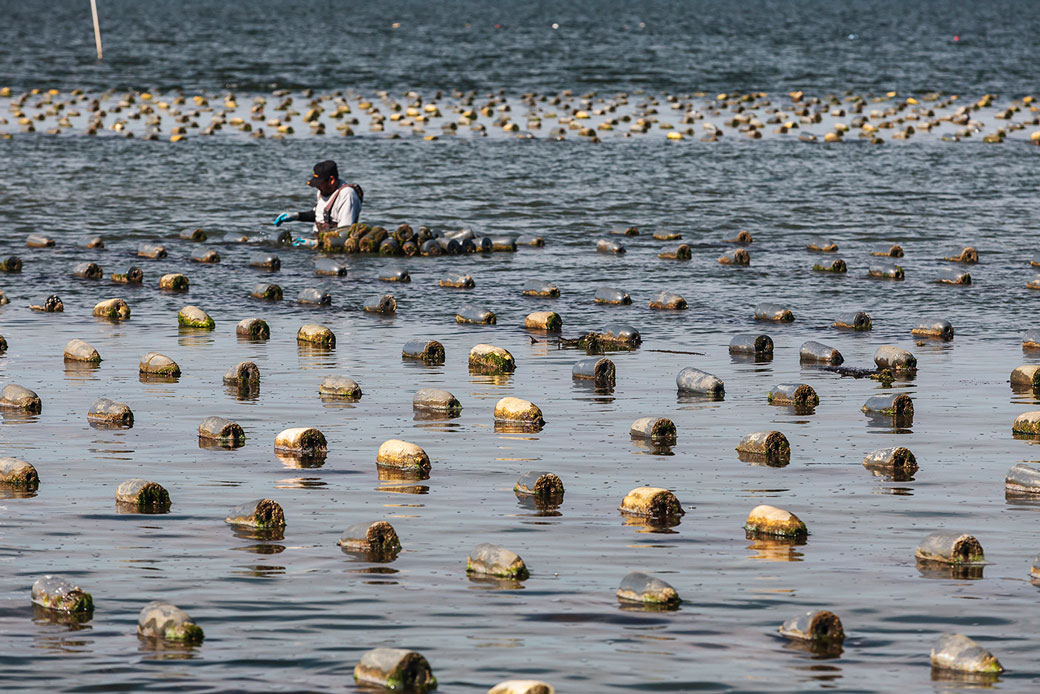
(274, 160), (362, 247)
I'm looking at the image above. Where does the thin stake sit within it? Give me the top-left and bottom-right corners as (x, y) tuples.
(90, 0), (103, 61)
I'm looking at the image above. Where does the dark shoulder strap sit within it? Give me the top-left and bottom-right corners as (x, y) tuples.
(347, 183), (364, 203)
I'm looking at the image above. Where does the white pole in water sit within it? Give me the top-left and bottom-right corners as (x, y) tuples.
(90, 0), (103, 61)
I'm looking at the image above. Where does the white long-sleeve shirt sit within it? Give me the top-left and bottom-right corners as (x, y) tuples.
(312, 184), (361, 231)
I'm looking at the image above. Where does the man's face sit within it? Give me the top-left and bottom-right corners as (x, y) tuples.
(314, 176), (338, 196)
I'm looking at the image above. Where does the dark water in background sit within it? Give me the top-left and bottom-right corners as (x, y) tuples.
(3, 1), (1040, 693)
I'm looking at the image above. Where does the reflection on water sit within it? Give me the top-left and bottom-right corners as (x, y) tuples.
(748, 538), (806, 562)
(915, 560), (986, 581)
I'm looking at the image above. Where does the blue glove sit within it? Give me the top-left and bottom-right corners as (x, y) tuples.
(274, 212), (296, 226)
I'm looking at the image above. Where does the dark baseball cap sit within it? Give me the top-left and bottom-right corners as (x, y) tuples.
(307, 160), (338, 186)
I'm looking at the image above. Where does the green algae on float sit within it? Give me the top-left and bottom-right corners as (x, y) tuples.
(467, 543), (529, 579)
(314, 258), (347, 276)
(936, 268), (971, 285)
(524, 311), (562, 331)
(116, 478), (170, 511)
(403, 339), (445, 363)
(736, 431), (790, 463)
(198, 416), (245, 447)
(354, 648), (437, 692)
(178, 305), (214, 329)
(139, 352), (180, 377)
(0, 255), (22, 272)
(617, 571), (680, 607)
(494, 396), (543, 426)
(380, 268), (410, 282)
(863, 446), (917, 475)
(159, 273), (189, 291)
(654, 231), (683, 241)
(867, 263), (904, 280)
(248, 252), (280, 270)
(778, 611), (845, 644)
(64, 338), (101, 362)
(870, 244), (903, 257)
(137, 601), (204, 643)
(88, 398), (133, 427)
(744, 504), (807, 538)
(469, 344), (515, 373)
(724, 229), (753, 244)
(930, 633), (1003, 675)
(806, 237), (838, 252)
(0, 457), (39, 488)
(915, 532), (985, 565)
(179, 228), (207, 242)
(250, 283), (283, 300)
(111, 267), (143, 284)
(298, 288), (331, 305)
(296, 323), (335, 347)
(236, 317), (270, 339)
(862, 393), (914, 417)
(456, 304), (495, 324)
(31, 575), (92, 614)
(225, 498), (285, 529)
(0, 384), (41, 412)
(813, 257), (847, 272)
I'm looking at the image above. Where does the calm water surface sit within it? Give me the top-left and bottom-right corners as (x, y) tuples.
(2, 1), (1040, 693)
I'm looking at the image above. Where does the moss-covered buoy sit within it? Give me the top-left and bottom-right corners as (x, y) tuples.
(467, 543), (529, 579)
(32, 575), (93, 614)
(754, 302), (794, 322)
(649, 291), (687, 310)
(364, 293), (396, 313)
(930, 633), (1002, 674)
(522, 280), (559, 298)
(863, 446), (917, 475)
(403, 339), (445, 363)
(778, 611), (844, 644)
(116, 478), (170, 511)
(137, 601), (204, 643)
(617, 571), (680, 607)
(862, 393), (913, 418)
(72, 262), (102, 279)
(159, 273), (189, 291)
(0, 457), (39, 488)
(297, 323), (335, 347)
(768, 383), (818, 407)
(718, 248), (750, 265)
(800, 340), (843, 364)
(137, 242), (167, 259)
(64, 338), (101, 362)
(377, 439), (430, 473)
(251, 283), (283, 301)
(469, 344), (515, 373)
(29, 295), (62, 312)
(867, 263), (904, 280)
(198, 416), (245, 446)
(178, 305), (214, 329)
(873, 345), (916, 372)
(594, 287), (631, 305)
(913, 320), (954, 340)
(353, 648), (437, 692)
(275, 427), (327, 455)
(488, 681), (554, 694)
(236, 318), (270, 339)
(456, 304), (495, 324)
(112, 267), (144, 284)
(225, 498), (285, 529)
(513, 471), (564, 500)
(744, 505), (807, 538)
(139, 352), (180, 377)
(629, 417), (676, 443)
(736, 431), (790, 463)
(338, 521), (401, 554)
(440, 272), (474, 288)
(494, 397), (543, 426)
(88, 398), (133, 427)
(832, 311), (871, 331)
(729, 333), (773, 356)
(0, 384), (41, 412)
(618, 487), (684, 520)
(413, 388), (461, 414)
(93, 298), (130, 321)
(915, 532), (985, 565)
(942, 246), (979, 264)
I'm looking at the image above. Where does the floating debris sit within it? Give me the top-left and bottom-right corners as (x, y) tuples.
(440, 272), (473, 288)
(488, 681), (555, 694)
(806, 238), (838, 252)
(72, 262), (102, 279)
(514, 471), (564, 500)
(29, 294), (62, 312)
(251, 283), (283, 300)
(867, 263), (904, 280)
(729, 333), (773, 357)
(649, 291), (687, 310)
(354, 648), (437, 692)
(942, 247), (979, 264)
(467, 543), (529, 579)
(31, 575), (93, 614)
(873, 345), (917, 372)
(930, 633), (1002, 674)
(718, 248), (750, 265)
(744, 505), (807, 538)
(137, 243), (167, 259)
(813, 258), (846, 273)
(158, 273), (189, 291)
(137, 601), (204, 643)
(178, 305), (214, 329)
(456, 304), (495, 324)
(863, 446), (917, 476)
(402, 339), (445, 363)
(936, 268), (971, 285)
(112, 267), (143, 284)
(522, 280), (559, 298)
(870, 245), (903, 258)
(659, 244), (692, 260)
(596, 239), (625, 254)
(616, 571), (680, 607)
(915, 532), (985, 565)
(338, 520), (401, 554)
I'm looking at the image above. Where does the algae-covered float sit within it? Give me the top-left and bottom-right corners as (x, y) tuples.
(32, 575), (93, 614)
(572, 357), (615, 388)
(0, 384), (42, 412)
(744, 505), (807, 539)
(354, 648), (437, 692)
(111, 267), (143, 284)
(319, 376), (362, 399)
(298, 288), (331, 305)
(596, 239), (625, 254)
(225, 499), (286, 529)
(138, 601), (204, 643)
(338, 521), (401, 558)
(630, 417), (676, 444)
(874, 345), (917, 373)
(936, 268), (971, 285)
(469, 344), (515, 373)
(88, 398), (133, 427)
(525, 311), (562, 331)
(649, 291), (687, 310)
(806, 237), (838, 252)
(514, 471), (564, 501)
(522, 280), (559, 298)
(297, 323), (335, 347)
(718, 248), (749, 265)
(0, 457), (39, 489)
(274, 427), (327, 456)
(139, 352), (180, 377)
(593, 287), (631, 305)
(617, 571), (680, 608)
(467, 543), (529, 579)
(413, 388), (461, 415)
(198, 416), (245, 447)
(494, 397), (544, 429)
(778, 610), (844, 645)
(942, 246), (979, 264)
(115, 478), (170, 512)
(178, 305), (214, 329)
(64, 339), (101, 363)
(862, 393), (914, 420)
(913, 319), (954, 340)
(863, 446), (917, 478)
(377, 439), (431, 474)
(618, 487), (684, 523)
(915, 531), (986, 565)
(768, 383), (818, 407)
(236, 318), (270, 339)
(736, 431), (790, 465)
(659, 244), (691, 260)
(251, 283), (282, 300)
(456, 304), (495, 324)
(867, 263), (904, 280)
(930, 633), (1003, 675)
(813, 258), (847, 273)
